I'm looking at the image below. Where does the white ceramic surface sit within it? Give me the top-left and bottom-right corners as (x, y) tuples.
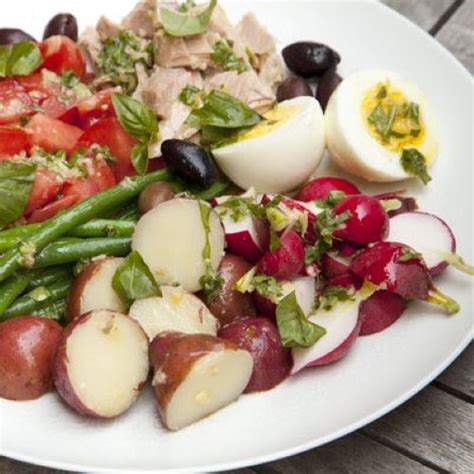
(0, 1), (472, 472)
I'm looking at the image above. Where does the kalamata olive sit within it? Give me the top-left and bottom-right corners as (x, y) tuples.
(276, 76), (313, 102)
(161, 139), (218, 188)
(282, 42), (340, 78)
(316, 68), (342, 110)
(138, 182), (175, 214)
(43, 13), (78, 42)
(0, 28), (36, 45)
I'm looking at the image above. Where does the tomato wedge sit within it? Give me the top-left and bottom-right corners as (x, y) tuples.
(0, 127), (30, 159)
(24, 168), (64, 215)
(17, 73), (59, 103)
(77, 89), (116, 128)
(39, 36), (86, 79)
(77, 117), (137, 181)
(0, 79), (33, 125)
(28, 195), (78, 223)
(26, 113), (83, 154)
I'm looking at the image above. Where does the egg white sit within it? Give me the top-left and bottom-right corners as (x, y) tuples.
(325, 69), (438, 182)
(213, 96), (325, 193)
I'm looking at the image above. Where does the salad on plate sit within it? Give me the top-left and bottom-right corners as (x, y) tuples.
(0, 0), (472, 432)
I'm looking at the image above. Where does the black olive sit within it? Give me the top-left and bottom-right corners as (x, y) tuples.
(316, 68), (342, 110)
(282, 42), (340, 78)
(0, 28), (36, 46)
(276, 76), (313, 102)
(43, 13), (78, 42)
(161, 139), (218, 188)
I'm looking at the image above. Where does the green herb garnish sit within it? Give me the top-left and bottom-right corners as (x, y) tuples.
(179, 84), (205, 109)
(0, 41), (43, 77)
(276, 292), (326, 348)
(211, 40), (249, 73)
(61, 70), (81, 88)
(112, 251), (161, 308)
(160, 0), (217, 37)
(314, 285), (353, 311)
(97, 31), (153, 94)
(112, 93), (159, 175)
(178, 0), (196, 12)
(397, 247), (422, 262)
(400, 148), (431, 185)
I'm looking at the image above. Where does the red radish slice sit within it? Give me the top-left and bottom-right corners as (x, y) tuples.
(129, 286), (219, 340)
(53, 310), (149, 418)
(388, 212), (473, 275)
(291, 287), (374, 375)
(321, 252), (351, 278)
(359, 290), (407, 336)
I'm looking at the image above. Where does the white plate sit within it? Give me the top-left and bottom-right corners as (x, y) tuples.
(1, 0), (473, 472)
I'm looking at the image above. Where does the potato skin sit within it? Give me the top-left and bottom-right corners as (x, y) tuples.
(65, 257), (122, 323)
(0, 316), (62, 401)
(149, 332), (244, 423)
(218, 318), (291, 393)
(207, 254), (256, 325)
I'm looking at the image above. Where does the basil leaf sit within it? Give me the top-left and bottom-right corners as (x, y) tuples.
(131, 143), (149, 176)
(0, 161), (37, 229)
(112, 93), (159, 143)
(112, 251), (161, 307)
(0, 41), (43, 78)
(400, 148), (432, 185)
(179, 84), (204, 108)
(211, 40), (249, 73)
(276, 292), (326, 348)
(186, 89), (261, 129)
(161, 0), (217, 37)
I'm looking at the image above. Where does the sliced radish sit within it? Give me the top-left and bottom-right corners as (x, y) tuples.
(53, 310), (149, 418)
(291, 289), (373, 375)
(129, 286), (219, 340)
(359, 290), (407, 336)
(254, 276), (316, 318)
(214, 195), (267, 262)
(388, 211), (473, 275)
(149, 332), (253, 431)
(132, 198), (225, 292)
(321, 252), (351, 278)
(66, 257), (125, 322)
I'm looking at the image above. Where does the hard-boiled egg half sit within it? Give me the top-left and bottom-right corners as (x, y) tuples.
(325, 69), (438, 182)
(212, 96), (325, 193)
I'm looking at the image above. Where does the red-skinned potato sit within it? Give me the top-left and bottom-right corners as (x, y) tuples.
(53, 310), (149, 418)
(150, 332), (253, 431)
(0, 316), (62, 401)
(66, 257), (125, 322)
(218, 318), (291, 393)
(207, 255), (256, 325)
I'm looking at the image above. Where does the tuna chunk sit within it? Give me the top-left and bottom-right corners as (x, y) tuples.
(79, 27), (103, 66)
(96, 16), (122, 41)
(122, 0), (158, 38)
(259, 53), (283, 91)
(235, 12), (276, 55)
(154, 32), (216, 70)
(205, 70), (275, 112)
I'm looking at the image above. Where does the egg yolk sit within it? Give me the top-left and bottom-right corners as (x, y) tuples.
(236, 104), (300, 142)
(361, 82), (425, 152)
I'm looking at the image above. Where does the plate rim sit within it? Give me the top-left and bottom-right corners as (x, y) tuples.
(1, 0), (473, 472)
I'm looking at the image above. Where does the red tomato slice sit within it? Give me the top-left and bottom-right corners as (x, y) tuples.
(26, 113), (83, 154)
(28, 194), (78, 223)
(41, 96), (70, 119)
(77, 89), (116, 128)
(77, 117), (137, 181)
(82, 158), (117, 191)
(0, 79), (33, 125)
(39, 36), (86, 80)
(56, 105), (80, 126)
(0, 127), (30, 159)
(16, 73), (59, 103)
(24, 168), (64, 215)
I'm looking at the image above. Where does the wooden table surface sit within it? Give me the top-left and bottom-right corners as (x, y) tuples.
(1, 0), (473, 473)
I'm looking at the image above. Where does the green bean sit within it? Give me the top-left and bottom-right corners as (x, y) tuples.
(25, 266), (73, 291)
(0, 223), (42, 253)
(1, 278), (72, 321)
(194, 180), (230, 201)
(68, 219), (135, 238)
(0, 274), (30, 315)
(0, 169), (170, 283)
(33, 237), (131, 268)
(33, 299), (66, 322)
